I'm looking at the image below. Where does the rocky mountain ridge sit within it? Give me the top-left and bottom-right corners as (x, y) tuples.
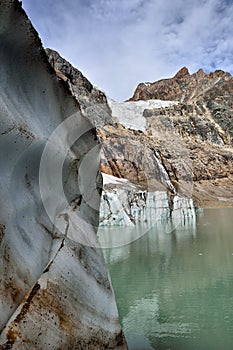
(130, 66), (233, 106)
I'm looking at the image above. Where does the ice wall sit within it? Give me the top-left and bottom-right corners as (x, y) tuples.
(100, 175), (196, 228)
(0, 1), (126, 348)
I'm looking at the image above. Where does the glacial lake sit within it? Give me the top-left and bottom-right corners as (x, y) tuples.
(99, 208), (233, 350)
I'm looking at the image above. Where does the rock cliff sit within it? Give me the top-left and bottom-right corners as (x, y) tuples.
(0, 1), (127, 348)
(129, 67), (233, 207)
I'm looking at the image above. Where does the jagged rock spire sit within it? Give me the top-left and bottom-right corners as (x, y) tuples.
(174, 66), (190, 79)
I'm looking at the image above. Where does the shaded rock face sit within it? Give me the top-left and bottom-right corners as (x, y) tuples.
(0, 1), (127, 349)
(145, 104), (233, 206)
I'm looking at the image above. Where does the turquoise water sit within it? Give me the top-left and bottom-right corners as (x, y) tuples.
(99, 208), (233, 350)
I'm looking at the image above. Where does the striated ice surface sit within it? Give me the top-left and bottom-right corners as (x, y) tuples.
(0, 1), (126, 348)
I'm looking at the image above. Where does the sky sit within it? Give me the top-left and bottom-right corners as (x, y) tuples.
(22, 0), (233, 101)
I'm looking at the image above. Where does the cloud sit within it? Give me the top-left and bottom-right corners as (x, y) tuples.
(22, 0), (233, 101)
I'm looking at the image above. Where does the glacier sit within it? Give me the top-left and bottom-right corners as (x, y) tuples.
(0, 1), (127, 348)
(108, 98), (179, 131)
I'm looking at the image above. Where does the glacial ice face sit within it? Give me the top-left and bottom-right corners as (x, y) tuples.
(100, 188), (196, 227)
(0, 1), (126, 348)
(100, 175), (196, 230)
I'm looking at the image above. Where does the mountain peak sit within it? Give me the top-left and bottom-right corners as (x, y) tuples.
(174, 66), (190, 79)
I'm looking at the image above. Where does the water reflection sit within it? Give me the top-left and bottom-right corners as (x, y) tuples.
(99, 208), (233, 350)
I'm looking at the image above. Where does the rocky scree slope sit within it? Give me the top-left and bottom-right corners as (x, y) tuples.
(47, 51), (233, 211)
(0, 1), (127, 349)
